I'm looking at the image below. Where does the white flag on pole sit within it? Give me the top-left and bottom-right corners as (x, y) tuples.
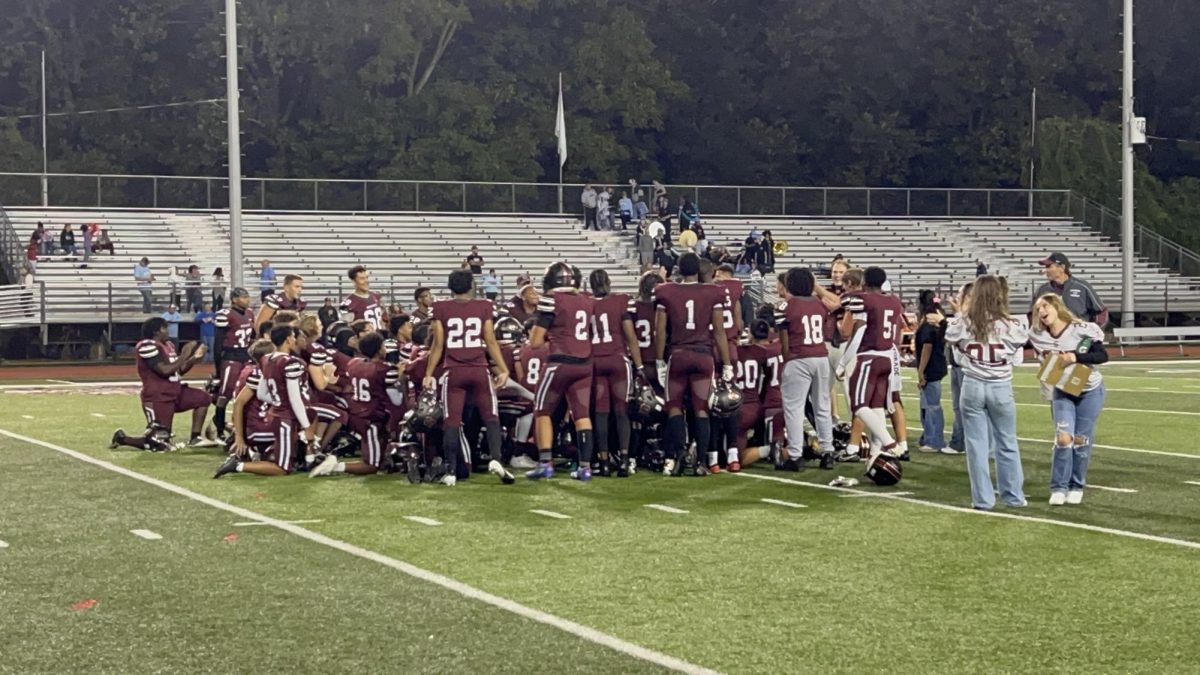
(555, 73), (567, 168)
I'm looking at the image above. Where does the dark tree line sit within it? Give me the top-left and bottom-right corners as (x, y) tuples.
(0, 0), (1197, 246)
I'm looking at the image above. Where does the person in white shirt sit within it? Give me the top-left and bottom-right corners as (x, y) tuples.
(944, 275), (1029, 510)
(597, 187), (613, 230)
(1029, 293), (1109, 506)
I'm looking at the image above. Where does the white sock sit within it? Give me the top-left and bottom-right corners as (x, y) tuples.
(334, 462), (346, 474)
(305, 454), (316, 465)
(235, 462), (244, 472)
(897, 441), (909, 454)
(857, 408), (896, 447)
(707, 451), (718, 467)
(846, 444), (860, 458)
(727, 447), (739, 464)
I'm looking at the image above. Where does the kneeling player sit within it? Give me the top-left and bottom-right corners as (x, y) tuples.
(111, 317), (210, 451)
(227, 338), (279, 458)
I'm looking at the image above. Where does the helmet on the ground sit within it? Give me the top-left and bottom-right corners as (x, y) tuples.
(866, 452), (903, 486)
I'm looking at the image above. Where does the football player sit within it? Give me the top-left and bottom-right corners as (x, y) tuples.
(412, 287), (434, 323)
(296, 314), (349, 462)
(504, 282), (540, 324)
(510, 319), (548, 469)
(255, 274), (306, 332)
(837, 267), (905, 460)
(310, 332), (402, 477)
(654, 252), (733, 476)
(110, 317), (211, 451)
(424, 270), (514, 486)
(775, 268), (836, 470)
(214, 325), (312, 478)
(826, 258), (850, 420)
(709, 263), (745, 472)
(733, 319), (769, 467)
(227, 338), (278, 458)
(340, 265), (385, 330)
(742, 314), (785, 464)
(527, 261), (596, 481)
(211, 287), (255, 440)
(588, 269), (642, 477)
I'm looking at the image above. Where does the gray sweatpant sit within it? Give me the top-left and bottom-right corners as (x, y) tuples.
(782, 357), (834, 459)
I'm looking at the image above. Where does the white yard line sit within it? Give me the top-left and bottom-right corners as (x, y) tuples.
(90, 413), (106, 418)
(760, 498), (806, 509)
(529, 509), (572, 520)
(903, 425), (1200, 461)
(20, 415), (33, 420)
(839, 491), (914, 498)
(1184, 481), (1200, 488)
(1088, 485), (1138, 494)
(0, 539), (8, 548)
(0, 427), (717, 675)
(0, 379), (206, 391)
(902, 393), (1200, 418)
(233, 519), (324, 527)
(736, 472), (1200, 551)
(45, 379), (74, 385)
(645, 504), (689, 514)
(1011, 384), (1199, 395)
(403, 516), (442, 527)
(130, 529), (162, 540)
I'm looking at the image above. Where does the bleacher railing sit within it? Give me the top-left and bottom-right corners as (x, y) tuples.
(1068, 192), (1200, 279)
(0, 199), (26, 284)
(0, 282), (45, 336)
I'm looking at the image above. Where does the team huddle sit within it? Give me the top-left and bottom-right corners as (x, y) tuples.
(109, 256), (923, 486)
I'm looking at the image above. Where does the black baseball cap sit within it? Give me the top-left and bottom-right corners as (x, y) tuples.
(230, 287), (250, 298)
(1039, 252), (1070, 267)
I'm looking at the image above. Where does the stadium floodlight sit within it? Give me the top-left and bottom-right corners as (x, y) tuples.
(225, 0), (244, 289)
(1120, 0), (1134, 326)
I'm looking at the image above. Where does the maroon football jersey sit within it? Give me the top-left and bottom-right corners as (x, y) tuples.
(743, 341), (783, 408)
(433, 299), (494, 369)
(136, 339), (182, 402)
(516, 343), (550, 391)
(536, 290), (594, 360)
(633, 299), (656, 368)
(215, 307), (256, 354)
(737, 353), (763, 405)
(591, 293), (633, 358)
(654, 282), (728, 353)
(340, 291), (384, 329)
(774, 296), (830, 359)
(344, 358), (396, 420)
(843, 291), (905, 353)
(715, 278), (744, 343)
(260, 352), (308, 420)
(264, 293), (307, 313)
(234, 364), (271, 426)
(504, 295), (530, 324)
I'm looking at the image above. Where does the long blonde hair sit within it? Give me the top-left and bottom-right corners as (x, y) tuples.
(965, 275), (1010, 341)
(1031, 293), (1080, 333)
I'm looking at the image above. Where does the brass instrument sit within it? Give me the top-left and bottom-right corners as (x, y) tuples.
(773, 240), (789, 255)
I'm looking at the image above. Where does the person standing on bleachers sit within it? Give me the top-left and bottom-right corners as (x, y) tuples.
(134, 257), (155, 313)
(581, 184), (599, 230)
(80, 224), (92, 267)
(25, 232), (39, 274)
(482, 268), (501, 301)
(185, 265), (205, 313)
(465, 246), (484, 274)
(1033, 252), (1109, 327)
(259, 259), (277, 302)
(211, 267), (226, 311)
(59, 224), (76, 258)
(162, 305), (183, 348)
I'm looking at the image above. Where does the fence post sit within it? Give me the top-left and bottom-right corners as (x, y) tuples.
(206, 179), (212, 209)
(415, 184), (421, 212)
(986, 190), (992, 217)
(511, 183), (516, 213)
(153, 176), (159, 208)
(945, 190), (951, 216)
(462, 183), (468, 212)
(866, 189), (872, 217)
(107, 282), (114, 354)
(822, 189), (828, 217)
(96, 175), (102, 207)
(363, 181), (368, 212)
(781, 188), (787, 215)
(906, 189), (911, 216)
(314, 181), (319, 211)
(260, 180), (265, 210)
(39, 281), (48, 346)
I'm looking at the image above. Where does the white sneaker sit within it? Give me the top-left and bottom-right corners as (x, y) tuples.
(940, 446), (964, 455)
(663, 459), (676, 476)
(308, 455), (338, 478)
(509, 455), (537, 470)
(488, 459), (515, 484)
(918, 445), (938, 453)
(440, 474), (457, 487)
(1066, 490), (1083, 505)
(1048, 491), (1066, 506)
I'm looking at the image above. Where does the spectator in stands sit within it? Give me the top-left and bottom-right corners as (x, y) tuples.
(634, 191), (650, 223)
(975, 259), (988, 276)
(166, 265), (182, 309)
(482, 268), (501, 301)
(465, 246), (484, 274)
(759, 230), (777, 273)
(412, 286), (434, 322)
(597, 187), (612, 230)
(59, 224), (76, 258)
(678, 196), (700, 233)
(25, 232), (39, 274)
(916, 290), (948, 453)
(19, 264), (35, 317)
(211, 267), (226, 311)
(35, 222), (51, 256)
(134, 257), (155, 313)
(618, 191), (634, 231)
(196, 302), (216, 362)
(80, 224), (92, 266)
(95, 229), (115, 255)
(1034, 252), (1109, 326)
(581, 184), (599, 230)
(185, 265), (204, 313)
(162, 304), (183, 347)
(694, 223), (709, 257)
(655, 193), (673, 245)
(259, 259), (276, 301)
(638, 222), (656, 272)
(318, 298), (339, 329)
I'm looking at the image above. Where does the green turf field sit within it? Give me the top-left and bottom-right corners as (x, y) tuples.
(2, 362), (1199, 674)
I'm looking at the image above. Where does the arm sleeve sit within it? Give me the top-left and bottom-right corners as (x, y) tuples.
(838, 325), (866, 372)
(1075, 339), (1109, 366)
(773, 301), (789, 328)
(286, 378), (311, 428)
(535, 295), (555, 329)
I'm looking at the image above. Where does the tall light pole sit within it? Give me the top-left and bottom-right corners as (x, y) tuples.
(1120, 0), (1135, 326)
(40, 50), (48, 207)
(224, 0), (244, 289)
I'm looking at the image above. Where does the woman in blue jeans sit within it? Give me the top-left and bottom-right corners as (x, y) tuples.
(1030, 293), (1108, 506)
(944, 276), (1030, 510)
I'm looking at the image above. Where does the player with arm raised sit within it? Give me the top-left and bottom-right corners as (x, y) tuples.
(588, 269), (641, 477)
(110, 317), (210, 452)
(775, 268), (836, 470)
(340, 265), (385, 330)
(424, 270), (514, 486)
(654, 252), (732, 476)
(526, 262), (597, 481)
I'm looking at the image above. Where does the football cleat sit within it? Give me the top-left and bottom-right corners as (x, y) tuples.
(488, 459), (516, 485)
(727, 461), (742, 473)
(819, 452), (836, 471)
(616, 459), (631, 478)
(663, 458), (676, 476)
(109, 429), (126, 449)
(440, 474), (457, 487)
(509, 455), (538, 470)
(776, 458), (804, 472)
(898, 451), (911, 462)
(708, 464), (722, 475)
(694, 464), (710, 477)
(526, 462), (555, 480)
(308, 454), (338, 478)
(213, 455), (239, 479)
(570, 466), (592, 482)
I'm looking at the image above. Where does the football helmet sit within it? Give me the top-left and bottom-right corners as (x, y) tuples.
(832, 421), (852, 454)
(865, 452), (903, 486)
(634, 383), (665, 421)
(414, 388), (444, 430)
(709, 379), (743, 418)
(494, 316), (525, 345)
(542, 262), (574, 292)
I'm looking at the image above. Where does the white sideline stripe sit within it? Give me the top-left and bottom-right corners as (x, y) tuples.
(1088, 485), (1138, 494)
(760, 498), (806, 509)
(0, 428), (717, 675)
(130, 529), (162, 540)
(1011, 384), (1200, 395)
(529, 509), (571, 520)
(90, 412), (106, 418)
(233, 519), (324, 527)
(403, 516), (442, 527)
(903, 425), (1200, 461)
(1184, 481), (1200, 487)
(736, 472), (1200, 551)
(45, 379), (73, 385)
(645, 504), (689, 514)
(839, 491), (914, 499)
(0, 379), (206, 391)
(21, 415), (33, 420)
(902, 393), (1200, 417)
(1146, 368), (1200, 373)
